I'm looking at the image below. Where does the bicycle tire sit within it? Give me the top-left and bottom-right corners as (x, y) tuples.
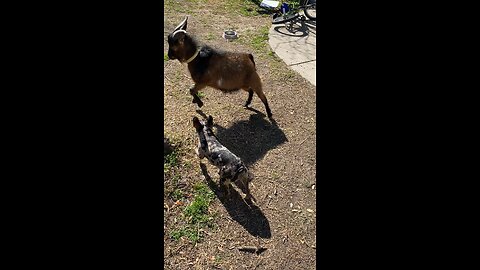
(304, 4), (316, 20)
(272, 12), (300, 24)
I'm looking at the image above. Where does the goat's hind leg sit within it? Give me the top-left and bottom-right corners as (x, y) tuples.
(189, 84), (206, 108)
(244, 89), (254, 108)
(254, 90), (272, 118)
(249, 74), (273, 118)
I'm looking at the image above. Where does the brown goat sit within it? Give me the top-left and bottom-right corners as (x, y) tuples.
(167, 16), (273, 118)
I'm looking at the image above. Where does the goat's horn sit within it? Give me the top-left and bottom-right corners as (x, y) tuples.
(173, 16), (188, 32)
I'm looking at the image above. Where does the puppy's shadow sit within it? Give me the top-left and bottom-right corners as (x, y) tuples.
(200, 163), (271, 238)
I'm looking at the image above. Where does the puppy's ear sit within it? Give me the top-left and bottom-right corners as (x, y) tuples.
(193, 117), (202, 130)
(207, 115), (213, 127)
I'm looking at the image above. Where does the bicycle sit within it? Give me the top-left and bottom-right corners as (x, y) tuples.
(271, 0), (316, 25)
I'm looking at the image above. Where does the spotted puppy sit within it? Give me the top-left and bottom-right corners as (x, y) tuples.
(193, 115), (254, 201)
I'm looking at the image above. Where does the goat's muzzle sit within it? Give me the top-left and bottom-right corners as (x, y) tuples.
(167, 51), (176, 60)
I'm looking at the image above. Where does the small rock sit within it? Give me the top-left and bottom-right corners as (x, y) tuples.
(289, 203), (293, 208)
(307, 209), (314, 213)
(311, 184), (316, 190)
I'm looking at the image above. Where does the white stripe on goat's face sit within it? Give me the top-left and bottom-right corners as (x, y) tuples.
(172, 29), (186, 38)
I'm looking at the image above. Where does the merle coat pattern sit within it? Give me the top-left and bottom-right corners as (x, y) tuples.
(193, 116), (254, 201)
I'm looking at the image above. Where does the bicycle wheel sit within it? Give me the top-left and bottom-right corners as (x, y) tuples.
(304, 4), (316, 20)
(272, 12), (300, 24)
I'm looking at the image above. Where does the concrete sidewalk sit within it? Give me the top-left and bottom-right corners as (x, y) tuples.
(268, 18), (316, 86)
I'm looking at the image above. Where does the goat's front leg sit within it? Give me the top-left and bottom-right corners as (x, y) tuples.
(189, 84), (206, 108)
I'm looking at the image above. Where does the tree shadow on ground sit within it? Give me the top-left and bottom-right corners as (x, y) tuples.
(197, 108), (287, 166)
(200, 163), (271, 239)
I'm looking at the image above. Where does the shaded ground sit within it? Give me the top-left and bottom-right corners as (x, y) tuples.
(164, 1), (316, 269)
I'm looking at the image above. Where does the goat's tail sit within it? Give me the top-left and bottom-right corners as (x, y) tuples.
(248, 54), (256, 69)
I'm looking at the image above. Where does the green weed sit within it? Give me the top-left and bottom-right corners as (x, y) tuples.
(197, 91), (206, 99)
(184, 183), (215, 225)
(170, 227), (199, 242)
(205, 33), (216, 41)
(170, 182), (215, 243)
(170, 189), (184, 201)
(164, 150), (180, 173)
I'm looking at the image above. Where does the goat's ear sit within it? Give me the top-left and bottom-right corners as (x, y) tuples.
(173, 16), (188, 32)
(193, 117), (202, 130)
(207, 115), (213, 126)
(181, 16), (188, 31)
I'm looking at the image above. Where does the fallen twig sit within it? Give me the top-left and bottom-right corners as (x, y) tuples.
(299, 137), (309, 145)
(238, 246), (267, 255)
(165, 75), (174, 84)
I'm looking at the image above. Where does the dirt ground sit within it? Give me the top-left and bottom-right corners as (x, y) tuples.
(164, 1), (317, 269)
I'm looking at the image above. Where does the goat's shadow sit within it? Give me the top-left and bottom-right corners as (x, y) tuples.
(198, 108), (287, 166)
(200, 163), (271, 238)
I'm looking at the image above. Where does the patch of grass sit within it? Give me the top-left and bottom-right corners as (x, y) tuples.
(170, 182), (216, 244)
(197, 91), (206, 99)
(164, 0), (192, 13)
(267, 56), (298, 80)
(250, 25), (270, 51)
(220, 0), (263, 17)
(183, 160), (193, 170)
(267, 50), (280, 60)
(170, 227), (199, 242)
(184, 182), (215, 225)
(164, 52), (169, 61)
(205, 33), (216, 41)
(174, 72), (182, 81)
(170, 189), (184, 201)
(164, 151), (180, 171)
(239, 25), (271, 57)
(172, 173), (180, 186)
(271, 172), (281, 180)
(240, 6), (258, 17)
